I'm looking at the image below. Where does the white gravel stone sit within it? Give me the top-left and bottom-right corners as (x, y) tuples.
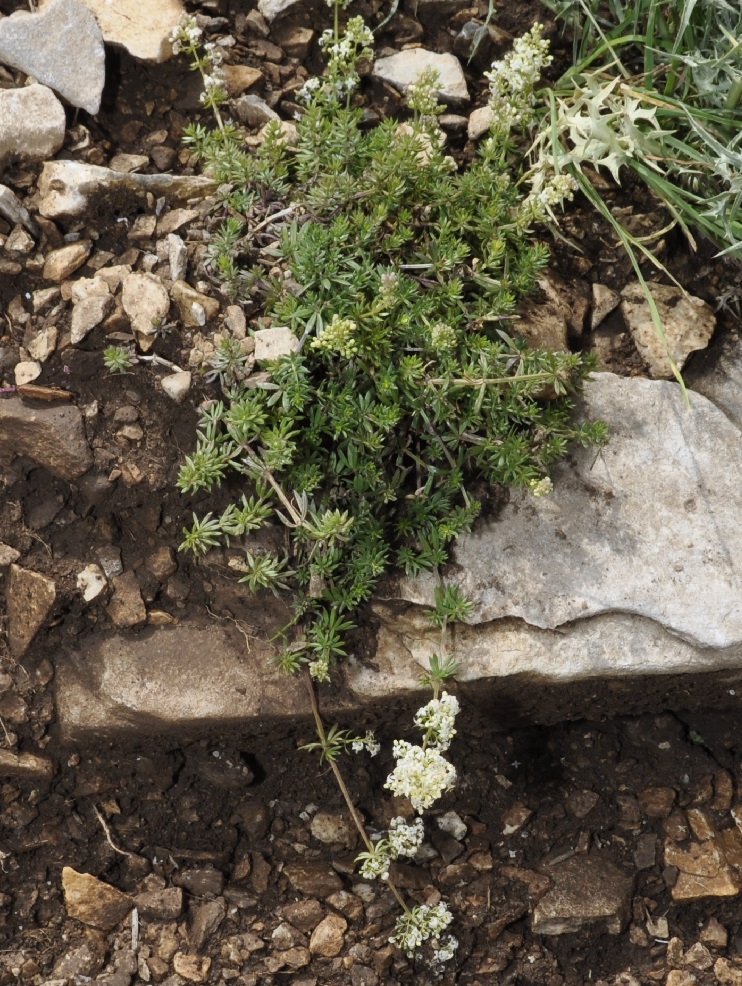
(14, 361), (42, 386)
(167, 233), (188, 282)
(121, 272), (170, 351)
(161, 371), (192, 403)
(27, 325), (59, 362)
(77, 564), (107, 602)
(71, 294), (114, 344)
(257, 0), (302, 24)
(373, 49), (469, 105)
(0, 85), (66, 163)
(254, 326), (300, 362)
(0, 0), (105, 114)
(467, 104), (495, 140)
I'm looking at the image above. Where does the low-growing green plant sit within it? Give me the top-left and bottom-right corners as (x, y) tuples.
(102, 345), (137, 374)
(171, 4), (607, 967)
(175, 14), (606, 682)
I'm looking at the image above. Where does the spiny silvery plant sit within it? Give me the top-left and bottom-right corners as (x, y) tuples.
(174, 8), (606, 683)
(538, 0), (742, 257)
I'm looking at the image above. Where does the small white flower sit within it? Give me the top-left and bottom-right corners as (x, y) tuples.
(385, 741), (456, 813)
(388, 816), (425, 858)
(529, 476), (553, 497)
(414, 692), (459, 751)
(390, 902), (455, 956)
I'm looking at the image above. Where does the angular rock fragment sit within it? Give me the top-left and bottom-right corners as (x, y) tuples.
(38, 161), (215, 219)
(309, 913), (347, 957)
(135, 886), (183, 921)
(0, 749), (54, 780)
(531, 853), (633, 934)
(373, 49), (469, 105)
(161, 371), (192, 403)
(76, 0), (185, 62)
(0, 85), (66, 163)
(591, 282), (621, 329)
(620, 281), (716, 378)
(122, 272), (170, 351)
(62, 867), (133, 930)
(0, 0), (105, 114)
(257, 0), (302, 24)
(0, 398), (93, 479)
(0, 184), (37, 234)
(106, 571), (146, 627)
(43, 242), (92, 281)
(6, 564), (56, 659)
(170, 280), (219, 326)
(254, 326), (300, 361)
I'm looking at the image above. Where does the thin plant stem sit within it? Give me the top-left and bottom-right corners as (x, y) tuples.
(303, 672), (411, 915)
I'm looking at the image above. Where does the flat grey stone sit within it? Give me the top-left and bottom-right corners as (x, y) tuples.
(372, 49), (469, 105)
(56, 623), (310, 741)
(395, 374), (742, 650)
(0, 85), (66, 164)
(0, 0), (105, 114)
(37, 160), (215, 219)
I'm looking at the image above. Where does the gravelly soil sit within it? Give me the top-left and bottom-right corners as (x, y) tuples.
(2, 0), (742, 983)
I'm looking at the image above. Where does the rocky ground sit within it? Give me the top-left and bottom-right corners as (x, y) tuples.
(2, 0), (742, 983)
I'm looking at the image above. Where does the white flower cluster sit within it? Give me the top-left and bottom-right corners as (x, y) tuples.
(413, 692), (459, 751)
(390, 902), (455, 957)
(485, 23), (552, 132)
(169, 14), (202, 55)
(379, 270), (399, 305)
(430, 322), (457, 350)
(311, 314), (359, 359)
(357, 816), (425, 881)
(309, 655), (330, 683)
(299, 17), (374, 105)
(529, 476), (554, 497)
(385, 741), (457, 813)
(406, 67), (443, 118)
(433, 935), (459, 964)
(388, 815), (425, 857)
(517, 171), (578, 228)
(351, 731), (381, 756)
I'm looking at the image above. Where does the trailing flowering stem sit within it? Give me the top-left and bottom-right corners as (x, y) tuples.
(303, 672), (410, 914)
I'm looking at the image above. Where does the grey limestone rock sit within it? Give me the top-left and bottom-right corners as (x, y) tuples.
(0, 0), (105, 114)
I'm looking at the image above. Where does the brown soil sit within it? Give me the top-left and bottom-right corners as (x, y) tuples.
(2, 0), (742, 983)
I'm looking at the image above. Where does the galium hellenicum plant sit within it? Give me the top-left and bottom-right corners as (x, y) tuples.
(170, 0), (607, 967)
